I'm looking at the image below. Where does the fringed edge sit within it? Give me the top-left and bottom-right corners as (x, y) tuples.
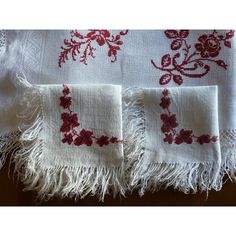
(6, 75), (125, 202)
(14, 159), (125, 202)
(131, 160), (222, 196)
(0, 72), (32, 169)
(123, 87), (224, 196)
(122, 87), (145, 191)
(219, 130), (236, 183)
(0, 131), (21, 170)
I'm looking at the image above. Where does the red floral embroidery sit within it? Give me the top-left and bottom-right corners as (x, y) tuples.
(60, 85), (122, 147)
(160, 88), (218, 145)
(58, 30), (129, 67)
(151, 30), (234, 85)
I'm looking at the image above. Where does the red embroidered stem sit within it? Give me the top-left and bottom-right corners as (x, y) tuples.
(58, 30), (128, 67)
(152, 30), (234, 85)
(60, 84), (122, 147)
(160, 88), (218, 145)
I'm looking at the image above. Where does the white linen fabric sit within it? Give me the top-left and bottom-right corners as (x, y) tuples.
(1, 76), (124, 201)
(2, 30), (235, 129)
(124, 86), (221, 195)
(1, 30), (236, 196)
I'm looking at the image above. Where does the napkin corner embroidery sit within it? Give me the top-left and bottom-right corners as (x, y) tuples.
(60, 84), (122, 147)
(0, 75), (125, 202)
(160, 88), (219, 145)
(124, 86), (222, 196)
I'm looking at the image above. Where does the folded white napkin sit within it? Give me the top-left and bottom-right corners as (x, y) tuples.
(124, 86), (221, 195)
(2, 75), (124, 201)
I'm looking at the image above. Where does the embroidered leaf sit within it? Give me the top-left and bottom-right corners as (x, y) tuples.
(96, 36), (105, 46)
(226, 30), (234, 39)
(197, 61), (204, 67)
(217, 35), (224, 40)
(179, 30), (189, 38)
(116, 41), (123, 45)
(173, 75), (183, 85)
(171, 39), (182, 50)
(161, 54), (171, 67)
(164, 30), (179, 39)
(120, 30), (129, 35)
(224, 40), (231, 48)
(216, 60), (227, 69)
(160, 74), (172, 85)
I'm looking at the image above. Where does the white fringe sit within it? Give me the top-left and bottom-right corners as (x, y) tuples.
(122, 87), (145, 191)
(0, 131), (20, 170)
(220, 130), (236, 183)
(2, 75), (125, 202)
(132, 161), (222, 196)
(123, 87), (224, 196)
(2, 77), (236, 199)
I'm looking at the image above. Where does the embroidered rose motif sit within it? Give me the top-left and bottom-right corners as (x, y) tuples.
(160, 88), (218, 145)
(59, 85), (122, 147)
(58, 30), (128, 67)
(151, 30), (234, 85)
(195, 34), (221, 58)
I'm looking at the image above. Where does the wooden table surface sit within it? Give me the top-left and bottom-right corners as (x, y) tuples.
(1, 158), (236, 206)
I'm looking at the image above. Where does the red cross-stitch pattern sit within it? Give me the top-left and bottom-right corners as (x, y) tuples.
(60, 85), (122, 147)
(160, 88), (218, 145)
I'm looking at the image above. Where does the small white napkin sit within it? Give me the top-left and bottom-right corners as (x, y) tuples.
(3, 75), (124, 201)
(124, 86), (221, 195)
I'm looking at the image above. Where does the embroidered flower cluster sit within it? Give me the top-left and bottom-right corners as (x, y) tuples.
(151, 30), (235, 85)
(60, 85), (122, 147)
(58, 30), (128, 67)
(160, 89), (218, 145)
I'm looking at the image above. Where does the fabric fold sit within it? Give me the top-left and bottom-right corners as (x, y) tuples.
(124, 86), (222, 195)
(1, 75), (124, 201)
